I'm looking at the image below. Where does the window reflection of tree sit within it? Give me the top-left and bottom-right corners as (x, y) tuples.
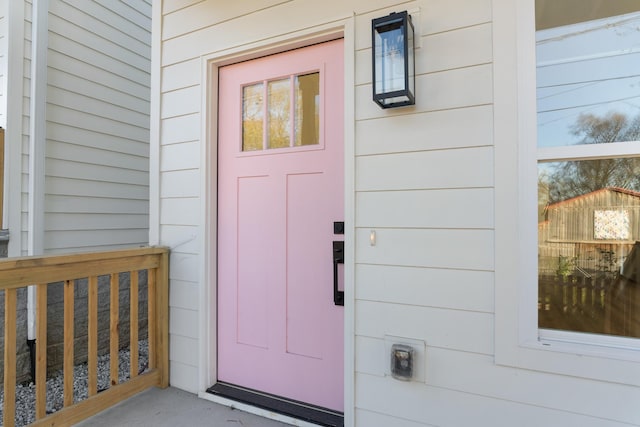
(243, 73), (321, 151)
(242, 83), (264, 151)
(296, 73), (319, 146)
(268, 79), (290, 149)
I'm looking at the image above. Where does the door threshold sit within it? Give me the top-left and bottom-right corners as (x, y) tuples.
(206, 382), (344, 427)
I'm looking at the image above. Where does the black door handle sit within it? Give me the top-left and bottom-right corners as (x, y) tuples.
(333, 241), (344, 306)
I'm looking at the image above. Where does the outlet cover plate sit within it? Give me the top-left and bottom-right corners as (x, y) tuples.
(384, 335), (426, 383)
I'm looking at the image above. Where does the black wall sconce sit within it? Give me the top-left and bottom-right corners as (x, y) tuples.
(371, 11), (415, 109)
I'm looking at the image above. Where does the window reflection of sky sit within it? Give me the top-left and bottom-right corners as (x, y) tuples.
(536, 11), (640, 147)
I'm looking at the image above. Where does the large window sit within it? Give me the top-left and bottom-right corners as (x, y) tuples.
(536, 1), (640, 339)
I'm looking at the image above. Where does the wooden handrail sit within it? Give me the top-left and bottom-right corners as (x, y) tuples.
(0, 246), (169, 426)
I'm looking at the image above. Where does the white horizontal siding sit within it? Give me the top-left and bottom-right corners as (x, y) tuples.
(356, 188), (494, 229)
(47, 158), (148, 186)
(170, 334), (198, 367)
(355, 64), (493, 121)
(160, 170), (199, 199)
(57, 0), (151, 57)
(356, 146), (494, 191)
(161, 0), (287, 41)
(45, 177), (148, 200)
(160, 141), (200, 171)
(45, 212), (147, 230)
(47, 123), (148, 157)
(43, 0), (151, 253)
(47, 195), (148, 214)
(357, 338), (640, 424)
(160, 113), (200, 145)
(161, 85), (199, 118)
(356, 374), (632, 427)
(356, 300), (494, 355)
(47, 49), (150, 101)
(47, 140), (148, 172)
(167, 250), (199, 281)
(356, 264), (494, 313)
(163, 0), (200, 15)
(356, 228), (494, 270)
(170, 305), (198, 339)
(159, 224), (199, 253)
(169, 279), (199, 310)
(169, 361), (198, 393)
(161, 58), (199, 92)
(355, 105), (493, 156)
(43, 228), (148, 251)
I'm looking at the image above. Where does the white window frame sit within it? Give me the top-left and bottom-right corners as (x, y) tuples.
(493, 0), (640, 387)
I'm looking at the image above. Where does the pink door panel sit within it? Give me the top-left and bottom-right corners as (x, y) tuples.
(217, 39), (344, 412)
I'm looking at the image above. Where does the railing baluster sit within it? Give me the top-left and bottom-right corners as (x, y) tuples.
(130, 270), (139, 378)
(148, 268), (157, 370)
(88, 275), (98, 396)
(64, 279), (75, 407)
(36, 283), (48, 419)
(110, 272), (119, 386)
(4, 288), (17, 427)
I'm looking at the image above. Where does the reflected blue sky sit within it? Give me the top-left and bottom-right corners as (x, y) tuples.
(536, 11), (640, 147)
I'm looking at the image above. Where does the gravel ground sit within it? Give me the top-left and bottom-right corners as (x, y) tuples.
(0, 341), (149, 427)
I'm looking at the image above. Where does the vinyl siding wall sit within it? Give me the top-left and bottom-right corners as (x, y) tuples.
(20, 0), (32, 255)
(42, 0), (151, 253)
(0, 1), (6, 128)
(157, 0), (640, 425)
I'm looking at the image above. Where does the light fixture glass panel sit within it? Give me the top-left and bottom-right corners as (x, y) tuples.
(268, 78), (291, 149)
(242, 83), (264, 151)
(295, 72), (320, 146)
(374, 23), (406, 95)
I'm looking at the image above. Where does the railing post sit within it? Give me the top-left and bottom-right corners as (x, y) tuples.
(157, 249), (169, 388)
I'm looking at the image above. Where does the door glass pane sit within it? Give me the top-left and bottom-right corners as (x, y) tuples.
(538, 160), (640, 337)
(295, 73), (320, 146)
(535, 3), (640, 148)
(267, 79), (291, 149)
(242, 83), (264, 151)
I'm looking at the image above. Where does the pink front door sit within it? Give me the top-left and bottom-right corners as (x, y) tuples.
(217, 39), (344, 412)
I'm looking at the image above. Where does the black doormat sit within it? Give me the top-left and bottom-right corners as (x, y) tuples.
(206, 382), (344, 427)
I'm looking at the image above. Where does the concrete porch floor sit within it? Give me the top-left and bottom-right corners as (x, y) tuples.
(74, 387), (291, 427)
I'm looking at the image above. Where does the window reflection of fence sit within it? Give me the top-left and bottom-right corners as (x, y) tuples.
(538, 274), (640, 338)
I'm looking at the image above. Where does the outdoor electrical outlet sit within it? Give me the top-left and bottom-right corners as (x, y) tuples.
(384, 335), (426, 383)
(390, 344), (414, 381)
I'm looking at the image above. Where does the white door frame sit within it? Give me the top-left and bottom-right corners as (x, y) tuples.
(197, 19), (356, 426)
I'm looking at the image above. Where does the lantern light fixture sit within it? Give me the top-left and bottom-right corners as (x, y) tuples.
(371, 11), (415, 109)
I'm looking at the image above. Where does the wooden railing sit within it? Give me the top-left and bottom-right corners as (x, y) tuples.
(0, 246), (169, 427)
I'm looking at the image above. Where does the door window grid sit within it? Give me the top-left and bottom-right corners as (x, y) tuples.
(242, 72), (320, 152)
